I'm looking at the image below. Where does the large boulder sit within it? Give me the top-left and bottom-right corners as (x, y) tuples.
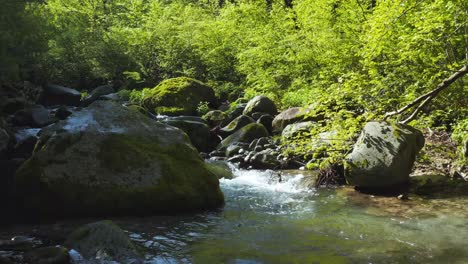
(220, 115), (254, 138)
(242, 96), (277, 117)
(40, 84), (81, 107)
(218, 123), (269, 152)
(81, 85), (115, 106)
(344, 122), (425, 189)
(64, 220), (142, 263)
(163, 120), (218, 153)
(14, 101), (224, 217)
(272, 106), (317, 133)
(142, 77), (217, 116)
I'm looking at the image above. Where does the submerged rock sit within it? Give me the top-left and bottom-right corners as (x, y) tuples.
(344, 122), (424, 189)
(243, 96), (277, 117)
(64, 220), (142, 263)
(14, 101), (224, 217)
(142, 77), (217, 116)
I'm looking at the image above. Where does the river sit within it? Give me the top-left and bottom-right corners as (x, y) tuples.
(2, 166), (467, 263)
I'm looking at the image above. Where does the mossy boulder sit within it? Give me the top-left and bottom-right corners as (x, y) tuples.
(202, 110), (227, 127)
(220, 115), (254, 138)
(344, 122), (425, 189)
(64, 220), (142, 263)
(243, 96), (277, 117)
(14, 101), (224, 217)
(142, 77), (217, 116)
(163, 120), (218, 153)
(272, 106), (318, 133)
(217, 123), (269, 152)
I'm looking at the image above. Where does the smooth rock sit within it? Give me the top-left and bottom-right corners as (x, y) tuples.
(24, 246), (70, 264)
(218, 123), (269, 152)
(243, 96), (277, 117)
(257, 114), (273, 134)
(163, 120), (218, 153)
(81, 85), (115, 106)
(40, 85), (81, 107)
(272, 106), (317, 133)
(13, 105), (51, 128)
(281, 121), (316, 139)
(64, 220), (142, 263)
(220, 115), (254, 138)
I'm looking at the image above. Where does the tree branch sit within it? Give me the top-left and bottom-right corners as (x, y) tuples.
(384, 65), (468, 122)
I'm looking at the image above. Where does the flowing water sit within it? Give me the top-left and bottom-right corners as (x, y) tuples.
(119, 167), (468, 264)
(2, 167), (467, 263)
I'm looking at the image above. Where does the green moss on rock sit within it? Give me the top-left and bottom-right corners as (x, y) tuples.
(142, 77), (217, 116)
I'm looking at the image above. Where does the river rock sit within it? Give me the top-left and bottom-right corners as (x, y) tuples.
(281, 121), (316, 139)
(54, 106), (73, 120)
(64, 220), (142, 263)
(206, 160), (234, 179)
(344, 121), (425, 189)
(13, 105), (51, 128)
(163, 120), (218, 152)
(272, 106), (317, 133)
(81, 84), (114, 106)
(463, 137), (468, 159)
(203, 110), (227, 127)
(218, 123), (269, 152)
(248, 149), (280, 170)
(161, 116), (206, 123)
(24, 246), (70, 264)
(226, 103), (246, 122)
(243, 96), (277, 117)
(220, 115), (254, 138)
(256, 114), (273, 134)
(40, 84), (81, 107)
(14, 101), (224, 217)
(142, 77), (217, 116)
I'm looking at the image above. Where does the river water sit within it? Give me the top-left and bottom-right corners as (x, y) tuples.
(119, 167), (468, 264)
(2, 167), (467, 263)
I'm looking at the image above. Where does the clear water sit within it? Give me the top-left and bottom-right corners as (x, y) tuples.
(118, 168), (468, 264)
(2, 168), (467, 264)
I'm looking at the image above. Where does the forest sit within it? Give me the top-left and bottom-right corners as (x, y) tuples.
(0, 0), (467, 263)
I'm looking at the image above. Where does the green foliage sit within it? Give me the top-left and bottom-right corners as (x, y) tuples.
(197, 101), (211, 116)
(3, 0), (466, 164)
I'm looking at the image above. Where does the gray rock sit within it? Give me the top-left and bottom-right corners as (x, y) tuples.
(281, 121), (317, 139)
(13, 105), (51, 128)
(220, 115), (254, 138)
(163, 119), (218, 153)
(64, 220), (142, 263)
(227, 154), (245, 163)
(206, 160), (234, 179)
(99, 92), (121, 101)
(14, 101), (224, 217)
(40, 84), (81, 107)
(243, 96), (277, 117)
(344, 121), (425, 189)
(161, 115), (206, 124)
(225, 103), (246, 123)
(82, 85), (115, 106)
(24, 246), (70, 264)
(218, 123), (269, 152)
(257, 114), (273, 134)
(272, 106), (320, 133)
(249, 149), (280, 170)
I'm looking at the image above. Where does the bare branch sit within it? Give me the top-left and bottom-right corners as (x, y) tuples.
(384, 65), (468, 121)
